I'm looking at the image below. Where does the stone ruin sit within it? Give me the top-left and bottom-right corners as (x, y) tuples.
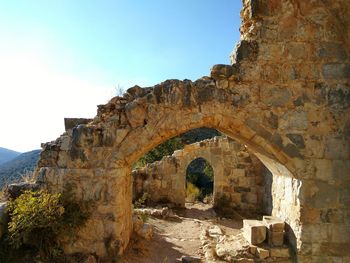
(33, 0), (350, 262)
(199, 216), (292, 262)
(132, 136), (270, 215)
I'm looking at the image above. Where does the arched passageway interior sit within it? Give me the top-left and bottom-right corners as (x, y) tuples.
(131, 128), (276, 218)
(129, 127), (296, 261)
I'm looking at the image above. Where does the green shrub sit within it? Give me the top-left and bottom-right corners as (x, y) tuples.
(7, 190), (63, 249)
(134, 192), (149, 208)
(4, 189), (91, 262)
(133, 210), (149, 223)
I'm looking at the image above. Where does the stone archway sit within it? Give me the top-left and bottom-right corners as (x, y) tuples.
(132, 136), (268, 214)
(35, 1), (350, 261)
(36, 79), (302, 259)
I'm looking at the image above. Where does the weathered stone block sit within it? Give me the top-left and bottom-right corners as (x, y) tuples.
(320, 208), (344, 224)
(283, 143), (302, 158)
(270, 247), (290, 258)
(210, 64), (239, 79)
(243, 219), (267, 245)
(286, 133), (305, 149)
(249, 245), (257, 255)
(261, 86), (291, 107)
(256, 247), (269, 259)
(125, 101), (146, 128)
(319, 242), (350, 257)
(242, 192), (258, 204)
(330, 224), (350, 243)
(322, 63), (350, 79)
(233, 168), (246, 177)
(285, 42), (309, 60)
(325, 136), (349, 160)
(318, 42), (348, 61)
(327, 84), (350, 111)
(279, 110), (308, 131)
(232, 40), (259, 63)
(263, 216), (285, 232)
(313, 159), (332, 181)
(267, 230), (285, 247)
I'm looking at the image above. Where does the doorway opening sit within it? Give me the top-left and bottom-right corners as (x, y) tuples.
(185, 157), (214, 204)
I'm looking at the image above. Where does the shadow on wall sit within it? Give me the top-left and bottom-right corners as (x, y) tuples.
(263, 167), (273, 215)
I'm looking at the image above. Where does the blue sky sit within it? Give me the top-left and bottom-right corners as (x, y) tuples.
(0, 1), (242, 152)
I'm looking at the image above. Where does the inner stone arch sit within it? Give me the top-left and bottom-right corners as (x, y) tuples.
(131, 132), (276, 217)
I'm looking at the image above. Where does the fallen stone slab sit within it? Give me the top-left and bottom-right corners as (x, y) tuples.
(243, 219), (266, 245)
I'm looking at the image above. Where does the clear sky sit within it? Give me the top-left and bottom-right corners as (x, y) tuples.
(0, 0), (242, 152)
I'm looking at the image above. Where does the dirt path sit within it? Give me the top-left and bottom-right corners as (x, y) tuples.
(120, 203), (243, 263)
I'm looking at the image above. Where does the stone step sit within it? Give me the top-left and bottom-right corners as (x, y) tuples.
(267, 230), (285, 246)
(263, 216), (285, 232)
(270, 247), (290, 258)
(243, 219), (267, 245)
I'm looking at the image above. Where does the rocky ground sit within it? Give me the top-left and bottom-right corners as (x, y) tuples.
(120, 203), (245, 263)
(120, 203), (292, 263)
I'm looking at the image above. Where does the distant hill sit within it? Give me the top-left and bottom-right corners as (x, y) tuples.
(0, 147), (21, 165)
(0, 149), (41, 188)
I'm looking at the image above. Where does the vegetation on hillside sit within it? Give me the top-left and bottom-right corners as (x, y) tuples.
(133, 137), (184, 168)
(133, 128), (220, 168)
(0, 150), (40, 188)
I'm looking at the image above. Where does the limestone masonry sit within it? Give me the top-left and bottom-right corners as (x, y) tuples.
(35, 0), (350, 262)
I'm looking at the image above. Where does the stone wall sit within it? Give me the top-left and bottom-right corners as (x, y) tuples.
(132, 136), (268, 214)
(35, 0), (350, 261)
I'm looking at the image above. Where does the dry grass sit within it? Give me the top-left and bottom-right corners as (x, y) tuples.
(0, 170), (37, 201)
(19, 169), (37, 183)
(186, 182), (201, 203)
